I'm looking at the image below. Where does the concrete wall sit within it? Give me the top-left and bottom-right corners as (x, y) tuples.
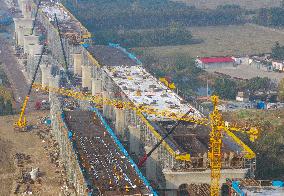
(50, 93), (87, 195)
(163, 169), (248, 192)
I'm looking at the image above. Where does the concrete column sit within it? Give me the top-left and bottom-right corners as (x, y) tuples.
(40, 64), (51, 88)
(17, 27), (32, 46)
(49, 75), (60, 102)
(115, 108), (126, 136)
(145, 145), (158, 183)
(81, 65), (92, 89)
(163, 168), (248, 195)
(103, 91), (112, 119)
(20, 0), (32, 18)
(91, 78), (102, 96)
(23, 35), (39, 54)
(129, 125), (141, 155)
(28, 44), (43, 56)
(18, 0), (23, 9)
(73, 53), (82, 76)
(14, 18), (33, 29)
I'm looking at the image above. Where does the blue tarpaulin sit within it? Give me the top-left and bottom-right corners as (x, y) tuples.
(232, 181), (245, 196)
(272, 181), (284, 187)
(81, 43), (90, 48)
(0, 16), (13, 26)
(257, 101), (266, 109)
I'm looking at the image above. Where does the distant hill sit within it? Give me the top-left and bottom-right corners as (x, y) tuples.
(172, 0), (282, 9)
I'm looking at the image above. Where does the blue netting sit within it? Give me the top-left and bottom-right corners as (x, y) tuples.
(232, 181), (245, 196)
(108, 43), (143, 65)
(272, 181), (284, 187)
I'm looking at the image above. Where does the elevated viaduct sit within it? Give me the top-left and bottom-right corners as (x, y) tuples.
(13, 0), (256, 195)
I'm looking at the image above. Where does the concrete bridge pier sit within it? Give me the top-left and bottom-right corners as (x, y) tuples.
(40, 64), (51, 88)
(13, 18), (33, 46)
(81, 65), (92, 89)
(23, 35), (39, 54)
(73, 53), (82, 76)
(91, 78), (102, 96)
(145, 145), (159, 183)
(128, 125), (141, 156)
(27, 44), (43, 56)
(20, 0), (32, 18)
(49, 75), (60, 102)
(114, 108), (127, 138)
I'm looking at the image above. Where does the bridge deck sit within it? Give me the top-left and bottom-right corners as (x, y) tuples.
(64, 110), (151, 195)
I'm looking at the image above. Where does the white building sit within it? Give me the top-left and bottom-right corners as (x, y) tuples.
(196, 57), (235, 69)
(236, 92), (249, 102)
(272, 61), (284, 72)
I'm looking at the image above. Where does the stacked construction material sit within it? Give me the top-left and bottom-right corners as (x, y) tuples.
(64, 110), (153, 195)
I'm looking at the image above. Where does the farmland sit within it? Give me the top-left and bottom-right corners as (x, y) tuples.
(172, 0), (282, 9)
(135, 24), (284, 60)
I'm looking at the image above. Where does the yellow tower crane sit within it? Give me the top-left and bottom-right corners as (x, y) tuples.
(28, 83), (259, 196)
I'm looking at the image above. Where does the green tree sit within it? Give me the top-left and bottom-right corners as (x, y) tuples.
(4, 100), (13, 115)
(0, 96), (4, 115)
(279, 78), (284, 101)
(213, 78), (237, 99)
(246, 77), (272, 93)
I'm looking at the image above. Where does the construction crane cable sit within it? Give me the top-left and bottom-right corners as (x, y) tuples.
(15, 43), (46, 128)
(28, 43), (46, 95)
(30, 0), (42, 35)
(54, 13), (69, 71)
(137, 109), (194, 167)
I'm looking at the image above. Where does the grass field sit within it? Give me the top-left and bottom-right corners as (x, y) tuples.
(137, 24), (284, 60)
(172, 0), (281, 9)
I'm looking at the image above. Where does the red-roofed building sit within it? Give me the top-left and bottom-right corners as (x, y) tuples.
(196, 57), (235, 69)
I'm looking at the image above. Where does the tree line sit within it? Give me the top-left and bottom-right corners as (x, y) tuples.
(213, 76), (276, 100)
(65, 0), (244, 31)
(64, 0), (244, 47)
(255, 7), (284, 26)
(0, 96), (13, 116)
(95, 22), (201, 47)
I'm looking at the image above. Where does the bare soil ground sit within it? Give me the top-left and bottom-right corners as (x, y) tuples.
(139, 24), (284, 59)
(172, 0), (281, 9)
(0, 111), (65, 196)
(206, 64), (284, 82)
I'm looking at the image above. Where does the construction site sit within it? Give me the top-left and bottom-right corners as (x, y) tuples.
(0, 0), (283, 195)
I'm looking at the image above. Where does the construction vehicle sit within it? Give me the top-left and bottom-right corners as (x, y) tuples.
(14, 43), (46, 129)
(159, 77), (176, 90)
(15, 8), (71, 129)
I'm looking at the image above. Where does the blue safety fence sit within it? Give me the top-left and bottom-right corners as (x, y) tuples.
(232, 181), (245, 196)
(272, 180), (284, 187)
(91, 107), (158, 196)
(108, 42), (143, 65)
(81, 43), (90, 48)
(0, 16), (13, 26)
(60, 112), (95, 194)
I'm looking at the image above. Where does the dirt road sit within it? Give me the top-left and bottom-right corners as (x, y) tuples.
(0, 38), (28, 109)
(0, 111), (64, 196)
(0, 0), (29, 110)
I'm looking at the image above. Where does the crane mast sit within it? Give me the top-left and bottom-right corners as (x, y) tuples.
(209, 95), (223, 196)
(15, 43), (46, 128)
